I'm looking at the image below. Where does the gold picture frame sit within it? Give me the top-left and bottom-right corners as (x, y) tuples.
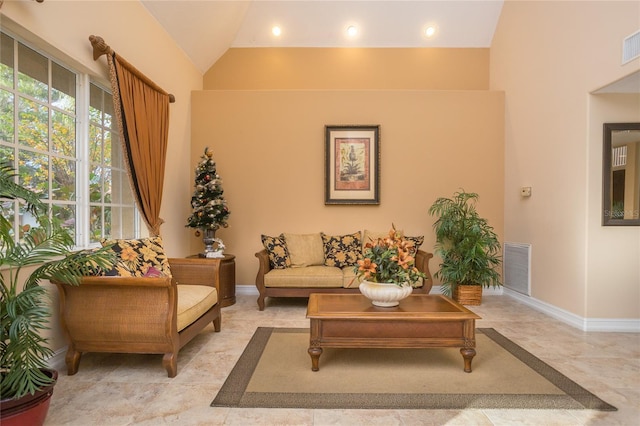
(325, 125), (380, 205)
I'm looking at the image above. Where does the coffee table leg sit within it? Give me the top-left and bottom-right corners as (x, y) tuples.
(308, 346), (322, 371)
(460, 347), (476, 373)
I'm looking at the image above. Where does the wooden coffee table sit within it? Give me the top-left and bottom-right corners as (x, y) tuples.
(306, 293), (481, 372)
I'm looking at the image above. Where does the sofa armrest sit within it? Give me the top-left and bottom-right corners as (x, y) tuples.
(52, 275), (177, 344)
(415, 249), (434, 293)
(254, 249), (273, 310)
(168, 257), (221, 294)
(255, 249), (272, 287)
(65, 275), (173, 287)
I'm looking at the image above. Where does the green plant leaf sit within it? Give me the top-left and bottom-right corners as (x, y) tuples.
(1, 163), (115, 399)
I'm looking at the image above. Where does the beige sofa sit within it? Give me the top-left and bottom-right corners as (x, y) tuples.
(255, 230), (433, 310)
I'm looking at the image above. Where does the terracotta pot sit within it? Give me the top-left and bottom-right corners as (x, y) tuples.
(0, 369), (58, 426)
(359, 281), (413, 307)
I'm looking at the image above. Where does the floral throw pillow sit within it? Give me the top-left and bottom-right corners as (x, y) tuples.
(101, 236), (171, 277)
(404, 235), (425, 257)
(261, 234), (291, 269)
(322, 231), (362, 268)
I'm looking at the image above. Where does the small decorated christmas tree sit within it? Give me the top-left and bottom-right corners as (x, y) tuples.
(186, 147), (230, 232)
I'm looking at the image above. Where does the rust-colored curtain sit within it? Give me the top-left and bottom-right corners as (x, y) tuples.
(107, 53), (170, 236)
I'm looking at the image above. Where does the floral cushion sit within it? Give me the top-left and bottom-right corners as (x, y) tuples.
(261, 234), (291, 269)
(405, 235), (424, 257)
(321, 231), (362, 268)
(101, 236), (171, 277)
(74, 247), (110, 277)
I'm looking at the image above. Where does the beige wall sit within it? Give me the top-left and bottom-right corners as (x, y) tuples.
(1, 1), (202, 350)
(204, 47), (490, 90)
(491, 1), (640, 318)
(195, 48), (504, 286)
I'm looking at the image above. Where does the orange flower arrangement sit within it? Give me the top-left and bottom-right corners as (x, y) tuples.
(354, 226), (425, 286)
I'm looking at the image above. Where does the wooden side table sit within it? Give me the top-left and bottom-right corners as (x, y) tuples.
(187, 254), (236, 307)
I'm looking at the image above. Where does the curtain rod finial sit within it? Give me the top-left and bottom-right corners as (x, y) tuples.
(89, 35), (112, 61)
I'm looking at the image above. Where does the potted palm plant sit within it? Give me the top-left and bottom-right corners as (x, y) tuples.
(428, 190), (502, 305)
(0, 163), (113, 425)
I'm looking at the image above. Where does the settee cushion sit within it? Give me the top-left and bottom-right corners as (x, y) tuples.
(176, 285), (218, 331)
(283, 233), (325, 267)
(264, 266), (343, 288)
(261, 234), (291, 269)
(101, 236), (172, 277)
(321, 231), (362, 268)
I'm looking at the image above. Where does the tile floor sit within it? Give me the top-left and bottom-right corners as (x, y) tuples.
(46, 292), (640, 425)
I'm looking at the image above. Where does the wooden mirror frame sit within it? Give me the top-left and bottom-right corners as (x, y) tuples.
(602, 122), (640, 226)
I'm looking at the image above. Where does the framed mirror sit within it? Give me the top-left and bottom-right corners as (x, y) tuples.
(602, 122), (640, 226)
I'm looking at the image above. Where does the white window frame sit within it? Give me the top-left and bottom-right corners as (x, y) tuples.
(0, 29), (140, 248)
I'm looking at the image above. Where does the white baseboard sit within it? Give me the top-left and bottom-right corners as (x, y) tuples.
(238, 284), (639, 332)
(237, 284), (258, 295)
(503, 288), (640, 333)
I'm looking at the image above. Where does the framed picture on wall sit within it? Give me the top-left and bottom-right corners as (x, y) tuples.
(325, 125), (380, 205)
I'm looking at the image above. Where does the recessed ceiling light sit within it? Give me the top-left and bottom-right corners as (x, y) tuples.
(347, 25), (358, 37)
(272, 26), (282, 37)
(425, 26), (436, 38)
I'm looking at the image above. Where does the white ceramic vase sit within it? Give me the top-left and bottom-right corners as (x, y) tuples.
(359, 280), (413, 307)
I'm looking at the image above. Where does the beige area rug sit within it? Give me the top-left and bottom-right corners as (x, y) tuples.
(211, 327), (616, 410)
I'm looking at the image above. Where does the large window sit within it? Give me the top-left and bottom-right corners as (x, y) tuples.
(0, 31), (139, 246)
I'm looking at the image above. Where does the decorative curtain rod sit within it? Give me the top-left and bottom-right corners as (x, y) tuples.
(89, 35), (176, 103)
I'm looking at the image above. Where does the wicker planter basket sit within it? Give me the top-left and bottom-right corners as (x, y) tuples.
(454, 285), (482, 305)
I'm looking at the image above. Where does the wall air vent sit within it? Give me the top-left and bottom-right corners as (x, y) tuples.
(503, 242), (531, 296)
(622, 29), (640, 64)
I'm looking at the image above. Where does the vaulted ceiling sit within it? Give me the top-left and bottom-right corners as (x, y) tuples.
(141, 1), (505, 73)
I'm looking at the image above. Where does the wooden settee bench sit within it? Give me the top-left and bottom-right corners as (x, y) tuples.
(255, 230), (433, 310)
(53, 256), (222, 378)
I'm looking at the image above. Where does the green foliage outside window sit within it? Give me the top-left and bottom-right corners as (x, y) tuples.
(1, 30), (136, 244)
